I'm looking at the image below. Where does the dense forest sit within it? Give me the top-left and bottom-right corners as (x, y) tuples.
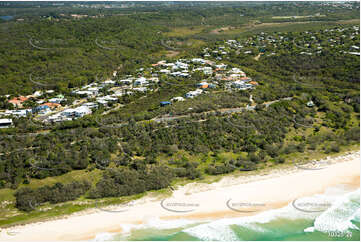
(0, 1), (359, 94)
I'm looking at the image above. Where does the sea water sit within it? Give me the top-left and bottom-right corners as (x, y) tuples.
(93, 186), (360, 241)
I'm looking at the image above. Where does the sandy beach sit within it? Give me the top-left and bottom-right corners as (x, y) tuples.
(0, 151), (359, 241)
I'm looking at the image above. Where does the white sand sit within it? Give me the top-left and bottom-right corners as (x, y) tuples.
(0, 151), (359, 241)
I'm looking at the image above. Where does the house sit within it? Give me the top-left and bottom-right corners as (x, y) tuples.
(215, 73), (225, 80)
(185, 89), (203, 99)
(205, 60), (215, 66)
(87, 87), (100, 95)
(134, 77), (148, 86)
(240, 77), (252, 82)
(171, 72), (189, 78)
(192, 58), (206, 64)
(194, 66), (212, 75)
(307, 101), (315, 107)
(32, 91), (43, 97)
(43, 103), (61, 109)
(230, 74), (241, 80)
(9, 109), (31, 117)
(118, 79), (133, 85)
(96, 96), (118, 105)
(148, 77), (159, 83)
(215, 63), (227, 70)
(231, 81), (253, 90)
(174, 61), (188, 69)
(103, 96), (118, 101)
(160, 101), (171, 107)
(208, 83), (217, 88)
(170, 71), (183, 77)
(97, 99), (108, 105)
(8, 96), (28, 107)
(48, 98), (64, 104)
(196, 82), (209, 89)
(202, 67), (213, 75)
(0, 118), (13, 128)
(152, 60), (166, 66)
(163, 63), (175, 67)
(61, 108), (76, 118)
(82, 102), (99, 109)
(73, 90), (94, 97)
(61, 106), (91, 118)
(36, 105), (51, 115)
(103, 80), (116, 85)
(171, 97), (185, 102)
(231, 80), (245, 88)
(74, 106), (92, 117)
(159, 69), (171, 74)
(228, 68), (245, 76)
(132, 87), (148, 92)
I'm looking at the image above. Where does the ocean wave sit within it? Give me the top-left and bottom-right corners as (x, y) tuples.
(92, 187), (359, 241)
(181, 187), (360, 240)
(313, 189), (360, 233)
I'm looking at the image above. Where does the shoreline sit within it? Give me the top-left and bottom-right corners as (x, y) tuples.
(0, 151), (359, 241)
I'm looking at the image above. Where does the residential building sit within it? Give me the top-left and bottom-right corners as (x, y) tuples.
(196, 82), (209, 89)
(307, 101), (315, 107)
(8, 96), (28, 107)
(185, 89), (203, 98)
(171, 97), (185, 102)
(0, 118), (13, 128)
(160, 101), (171, 107)
(134, 77), (148, 86)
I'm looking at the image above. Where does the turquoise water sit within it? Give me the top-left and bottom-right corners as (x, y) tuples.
(94, 187), (360, 241)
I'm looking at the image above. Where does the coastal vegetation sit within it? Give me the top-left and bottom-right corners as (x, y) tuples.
(0, 1), (359, 227)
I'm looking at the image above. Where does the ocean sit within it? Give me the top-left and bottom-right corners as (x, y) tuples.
(93, 186), (360, 241)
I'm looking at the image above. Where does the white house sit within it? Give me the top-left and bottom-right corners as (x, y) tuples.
(0, 118), (13, 128)
(159, 69), (171, 74)
(82, 102), (99, 109)
(61, 108), (76, 117)
(215, 63), (227, 70)
(231, 81), (253, 90)
(192, 58), (206, 64)
(48, 98), (64, 104)
(228, 68), (244, 75)
(134, 77), (149, 86)
(148, 77), (159, 83)
(132, 87), (148, 92)
(185, 89), (203, 99)
(171, 96), (185, 102)
(202, 66), (213, 75)
(9, 110), (29, 117)
(87, 87), (100, 95)
(103, 80), (116, 85)
(74, 106), (92, 117)
(118, 79), (133, 85)
(230, 74), (241, 80)
(61, 106), (91, 118)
